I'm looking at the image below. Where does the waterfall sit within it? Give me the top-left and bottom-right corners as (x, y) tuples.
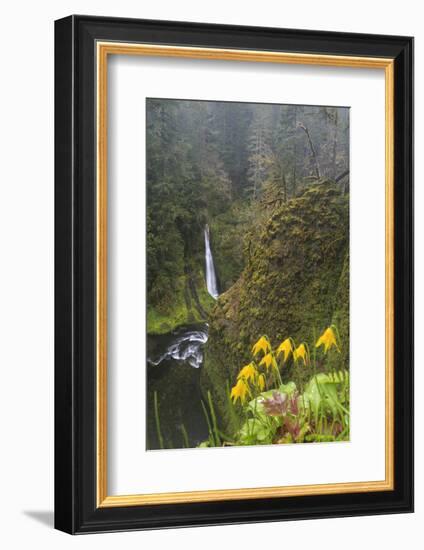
(204, 225), (219, 299)
(148, 327), (208, 369)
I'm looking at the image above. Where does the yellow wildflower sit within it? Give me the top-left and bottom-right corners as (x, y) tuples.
(251, 336), (271, 356)
(237, 362), (257, 382)
(258, 373), (266, 391)
(259, 352), (276, 371)
(315, 327), (340, 353)
(276, 338), (293, 362)
(230, 379), (249, 404)
(293, 343), (308, 365)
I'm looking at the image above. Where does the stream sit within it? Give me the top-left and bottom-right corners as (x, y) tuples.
(148, 326), (208, 369)
(146, 226), (219, 450)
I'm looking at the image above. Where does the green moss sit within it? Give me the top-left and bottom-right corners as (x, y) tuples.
(147, 301), (188, 335)
(147, 272), (215, 334)
(201, 182), (349, 430)
(332, 252), (349, 368)
(197, 282), (217, 313)
(209, 200), (255, 291)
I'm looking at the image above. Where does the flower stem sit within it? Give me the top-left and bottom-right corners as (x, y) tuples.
(153, 391), (164, 450)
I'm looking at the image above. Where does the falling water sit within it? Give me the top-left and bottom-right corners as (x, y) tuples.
(148, 327), (208, 369)
(204, 225), (219, 299)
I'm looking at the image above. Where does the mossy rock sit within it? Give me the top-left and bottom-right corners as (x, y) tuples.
(147, 270), (215, 334)
(201, 181), (349, 431)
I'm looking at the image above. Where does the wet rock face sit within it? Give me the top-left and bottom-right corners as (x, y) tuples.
(201, 182), (349, 430)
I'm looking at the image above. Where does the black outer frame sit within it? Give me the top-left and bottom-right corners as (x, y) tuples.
(54, 15), (414, 534)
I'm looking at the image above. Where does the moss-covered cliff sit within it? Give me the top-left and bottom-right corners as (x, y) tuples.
(209, 201), (255, 292)
(147, 269), (215, 334)
(201, 181), (349, 430)
(332, 251), (349, 368)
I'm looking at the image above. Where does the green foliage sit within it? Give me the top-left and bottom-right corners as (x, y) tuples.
(211, 329), (349, 447)
(302, 372), (349, 418)
(238, 418), (276, 445)
(247, 382), (297, 418)
(332, 253), (350, 368)
(209, 200), (256, 291)
(147, 273), (215, 334)
(202, 183), (349, 432)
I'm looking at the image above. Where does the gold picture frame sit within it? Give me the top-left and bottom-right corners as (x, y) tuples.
(96, 42), (394, 508)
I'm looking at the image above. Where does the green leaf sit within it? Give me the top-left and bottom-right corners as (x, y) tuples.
(247, 382), (297, 417)
(302, 372), (348, 417)
(237, 418), (275, 445)
(278, 381), (297, 395)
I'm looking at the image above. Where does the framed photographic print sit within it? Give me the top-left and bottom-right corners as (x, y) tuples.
(54, 15), (414, 534)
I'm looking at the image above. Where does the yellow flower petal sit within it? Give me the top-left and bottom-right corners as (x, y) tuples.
(230, 379), (248, 404)
(276, 338), (293, 362)
(259, 352), (276, 371)
(293, 343), (308, 365)
(258, 373), (266, 391)
(237, 362), (257, 382)
(251, 336), (271, 356)
(315, 327), (340, 354)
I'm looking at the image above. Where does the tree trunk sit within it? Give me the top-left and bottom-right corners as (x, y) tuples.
(298, 122), (320, 179)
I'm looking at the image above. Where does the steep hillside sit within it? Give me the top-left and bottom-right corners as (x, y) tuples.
(201, 181), (349, 430)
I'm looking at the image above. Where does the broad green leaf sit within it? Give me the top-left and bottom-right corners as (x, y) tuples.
(279, 381), (297, 395)
(302, 371), (348, 416)
(246, 381), (298, 422)
(238, 418), (275, 445)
